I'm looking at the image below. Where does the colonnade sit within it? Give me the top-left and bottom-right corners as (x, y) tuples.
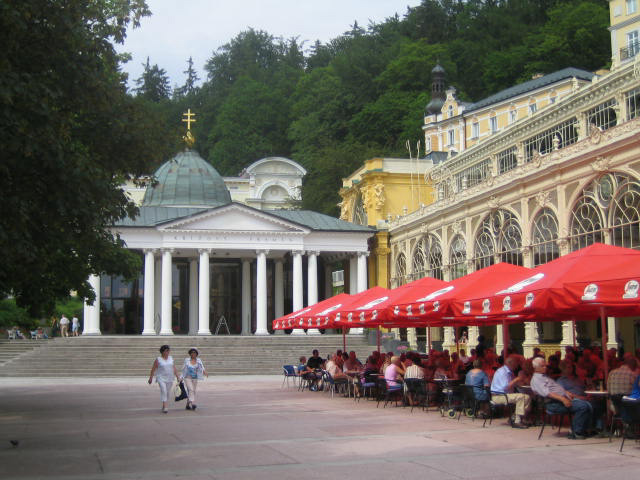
(83, 249), (369, 336)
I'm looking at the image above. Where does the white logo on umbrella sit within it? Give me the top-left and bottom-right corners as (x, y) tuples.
(623, 280), (639, 299)
(406, 305), (412, 316)
(419, 303), (426, 314)
(416, 286), (454, 302)
(582, 283), (599, 301)
(347, 312), (353, 322)
(463, 301), (471, 314)
(288, 307), (312, 319)
(496, 273), (545, 294)
(393, 306), (400, 315)
(433, 301), (440, 312)
(318, 304), (343, 315)
(503, 296), (511, 311)
(482, 299), (490, 313)
(524, 293), (535, 307)
(359, 312), (365, 322)
(357, 296), (389, 310)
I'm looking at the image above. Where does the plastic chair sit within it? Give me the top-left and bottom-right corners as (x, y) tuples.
(282, 365), (298, 388)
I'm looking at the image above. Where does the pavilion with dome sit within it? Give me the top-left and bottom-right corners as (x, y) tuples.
(82, 145), (373, 336)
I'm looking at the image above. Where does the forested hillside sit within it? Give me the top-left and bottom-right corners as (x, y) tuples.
(133, 0), (610, 216)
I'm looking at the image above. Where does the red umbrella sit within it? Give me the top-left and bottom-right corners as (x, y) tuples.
(336, 277), (448, 328)
(390, 263), (531, 327)
(332, 286), (391, 328)
(272, 293), (352, 330)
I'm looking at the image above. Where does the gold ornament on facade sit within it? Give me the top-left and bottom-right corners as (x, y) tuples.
(338, 196), (353, 221)
(372, 183), (385, 211)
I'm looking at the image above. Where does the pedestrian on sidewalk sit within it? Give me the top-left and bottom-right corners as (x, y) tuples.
(148, 345), (182, 413)
(181, 348), (208, 410)
(59, 315), (70, 337)
(71, 316), (80, 336)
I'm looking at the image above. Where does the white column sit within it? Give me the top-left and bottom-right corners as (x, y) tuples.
(349, 256), (358, 294)
(188, 258), (198, 335)
(523, 322), (541, 358)
(351, 252), (368, 335)
(198, 249), (211, 335)
(154, 257), (162, 334)
(467, 326), (479, 351)
(241, 258), (251, 335)
(274, 259), (284, 335)
(307, 251), (321, 335)
(442, 327), (456, 351)
(142, 250), (156, 335)
(291, 250), (305, 335)
(495, 324), (504, 355)
(160, 249), (174, 336)
(357, 252), (368, 293)
(606, 317), (618, 351)
(82, 274), (101, 335)
(255, 250), (269, 335)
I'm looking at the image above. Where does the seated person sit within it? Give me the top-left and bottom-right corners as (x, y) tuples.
(296, 356), (307, 375)
(608, 355), (638, 396)
(490, 356), (531, 428)
(302, 349), (324, 390)
(325, 355), (348, 381)
(343, 351), (363, 373)
(465, 359), (490, 402)
(557, 360), (604, 432)
(384, 356), (404, 388)
(531, 357), (593, 439)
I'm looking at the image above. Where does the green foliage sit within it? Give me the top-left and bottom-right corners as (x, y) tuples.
(0, 0), (172, 316)
(54, 297), (85, 321)
(0, 299), (36, 330)
(134, 56), (172, 101)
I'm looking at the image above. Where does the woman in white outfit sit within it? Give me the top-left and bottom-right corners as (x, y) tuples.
(148, 345), (182, 413)
(181, 348), (207, 410)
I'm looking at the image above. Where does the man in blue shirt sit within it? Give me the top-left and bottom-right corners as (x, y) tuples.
(490, 356), (531, 428)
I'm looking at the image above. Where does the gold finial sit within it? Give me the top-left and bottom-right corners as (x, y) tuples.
(182, 109), (196, 148)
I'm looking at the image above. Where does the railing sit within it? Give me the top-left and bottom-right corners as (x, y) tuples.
(620, 40), (640, 61)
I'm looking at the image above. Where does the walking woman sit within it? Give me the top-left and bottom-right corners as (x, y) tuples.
(181, 347), (208, 410)
(148, 345), (182, 413)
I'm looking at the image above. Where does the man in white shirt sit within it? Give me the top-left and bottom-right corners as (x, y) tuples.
(59, 315), (70, 337)
(71, 316), (80, 336)
(490, 356), (531, 428)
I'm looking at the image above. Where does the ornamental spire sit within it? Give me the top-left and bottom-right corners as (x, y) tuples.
(182, 108), (196, 148)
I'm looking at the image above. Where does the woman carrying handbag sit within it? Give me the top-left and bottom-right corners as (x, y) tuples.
(181, 348), (208, 410)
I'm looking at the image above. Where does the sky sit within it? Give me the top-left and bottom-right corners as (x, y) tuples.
(116, 0), (422, 89)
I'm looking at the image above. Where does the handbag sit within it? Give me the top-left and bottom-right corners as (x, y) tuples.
(174, 380), (188, 402)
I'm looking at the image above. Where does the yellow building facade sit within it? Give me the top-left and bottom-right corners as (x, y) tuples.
(339, 157), (435, 291)
(609, 0), (640, 67)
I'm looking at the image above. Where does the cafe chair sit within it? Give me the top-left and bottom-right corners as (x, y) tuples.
(376, 377), (403, 408)
(618, 398), (640, 452)
(457, 384), (488, 422)
(354, 374), (376, 402)
(537, 397), (572, 440)
(322, 370), (348, 398)
(485, 390), (517, 428)
(405, 378), (430, 413)
(282, 365), (298, 388)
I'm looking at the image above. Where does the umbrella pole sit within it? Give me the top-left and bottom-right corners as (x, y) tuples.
(342, 327), (346, 352)
(600, 307), (609, 389)
(455, 326), (459, 355)
(376, 326), (381, 354)
(427, 324), (431, 354)
(572, 318), (577, 349)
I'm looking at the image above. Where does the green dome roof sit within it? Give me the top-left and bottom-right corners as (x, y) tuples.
(142, 150), (231, 208)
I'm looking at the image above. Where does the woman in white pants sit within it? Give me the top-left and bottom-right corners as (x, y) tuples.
(181, 348), (207, 410)
(148, 345), (181, 413)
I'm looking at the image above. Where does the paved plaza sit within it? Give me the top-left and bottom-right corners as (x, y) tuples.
(1, 376), (640, 480)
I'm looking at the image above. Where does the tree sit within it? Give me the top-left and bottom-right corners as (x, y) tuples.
(174, 56), (200, 98)
(134, 57), (171, 102)
(0, 0), (171, 315)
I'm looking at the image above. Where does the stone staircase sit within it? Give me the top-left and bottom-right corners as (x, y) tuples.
(0, 335), (373, 377)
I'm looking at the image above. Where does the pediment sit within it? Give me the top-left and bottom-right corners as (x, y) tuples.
(159, 204), (308, 233)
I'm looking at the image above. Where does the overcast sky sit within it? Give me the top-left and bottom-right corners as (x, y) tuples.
(116, 0), (422, 89)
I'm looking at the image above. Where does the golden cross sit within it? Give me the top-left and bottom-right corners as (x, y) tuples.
(182, 109), (196, 130)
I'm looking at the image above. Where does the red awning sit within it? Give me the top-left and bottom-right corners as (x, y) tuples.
(271, 293), (352, 330)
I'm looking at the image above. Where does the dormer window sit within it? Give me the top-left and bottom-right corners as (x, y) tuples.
(529, 101), (537, 114)
(448, 105), (454, 118)
(509, 109), (517, 124)
(489, 116), (498, 133)
(472, 121), (479, 139)
(448, 129), (455, 146)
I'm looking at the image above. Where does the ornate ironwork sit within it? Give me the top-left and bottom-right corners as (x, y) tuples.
(531, 208), (560, 266)
(449, 235), (467, 280)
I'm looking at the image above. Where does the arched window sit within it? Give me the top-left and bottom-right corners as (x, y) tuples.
(449, 235), (467, 280)
(610, 176), (640, 249)
(412, 235), (443, 281)
(473, 210), (522, 269)
(392, 253), (407, 288)
(531, 208), (559, 266)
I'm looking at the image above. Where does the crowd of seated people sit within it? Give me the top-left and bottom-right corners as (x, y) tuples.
(295, 342), (640, 438)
